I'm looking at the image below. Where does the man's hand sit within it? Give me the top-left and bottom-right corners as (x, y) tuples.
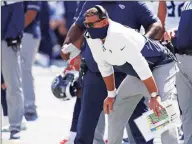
(1, 83), (6, 90)
(164, 30), (176, 41)
(61, 51), (70, 60)
(61, 43), (81, 61)
(104, 97), (115, 114)
(149, 96), (164, 117)
(60, 23), (85, 60)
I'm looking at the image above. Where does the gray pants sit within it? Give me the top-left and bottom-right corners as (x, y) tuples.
(108, 62), (179, 144)
(126, 124), (136, 144)
(21, 33), (40, 113)
(1, 40), (24, 131)
(176, 54), (192, 144)
(93, 111), (106, 144)
(93, 111), (138, 144)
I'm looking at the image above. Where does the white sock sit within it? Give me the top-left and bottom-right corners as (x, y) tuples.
(69, 131), (77, 143)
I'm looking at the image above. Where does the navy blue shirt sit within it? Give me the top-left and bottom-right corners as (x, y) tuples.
(177, 2), (192, 49)
(63, 1), (78, 30)
(1, 2), (24, 40)
(75, 1), (158, 72)
(24, 1), (41, 39)
(74, 1), (86, 22)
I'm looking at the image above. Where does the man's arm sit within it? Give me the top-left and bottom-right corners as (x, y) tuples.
(24, 2), (41, 28)
(157, 1), (167, 32)
(134, 1), (163, 40)
(60, 1), (86, 60)
(145, 22), (163, 40)
(157, 2), (178, 41)
(97, 62), (115, 97)
(120, 35), (158, 96)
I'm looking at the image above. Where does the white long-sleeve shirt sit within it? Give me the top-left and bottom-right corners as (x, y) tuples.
(86, 20), (153, 81)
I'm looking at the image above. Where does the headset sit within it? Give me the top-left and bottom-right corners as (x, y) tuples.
(94, 5), (108, 19)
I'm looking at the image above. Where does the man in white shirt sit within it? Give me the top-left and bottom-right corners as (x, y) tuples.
(82, 6), (179, 144)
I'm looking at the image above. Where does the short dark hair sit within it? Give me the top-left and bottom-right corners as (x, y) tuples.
(84, 7), (99, 17)
(84, 5), (108, 20)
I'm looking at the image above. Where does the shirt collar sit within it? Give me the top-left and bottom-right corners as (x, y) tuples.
(103, 19), (115, 46)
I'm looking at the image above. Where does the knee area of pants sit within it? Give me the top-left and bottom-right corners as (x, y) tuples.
(22, 66), (32, 72)
(181, 108), (192, 118)
(7, 87), (23, 96)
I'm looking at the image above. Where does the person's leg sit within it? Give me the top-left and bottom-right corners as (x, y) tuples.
(1, 86), (9, 128)
(68, 97), (82, 143)
(1, 41), (24, 139)
(128, 97), (154, 144)
(60, 97), (106, 144)
(1, 88), (8, 117)
(21, 33), (40, 120)
(125, 124), (135, 144)
(1, 73), (8, 117)
(152, 61), (179, 144)
(70, 97), (81, 133)
(176, 54), (192, 144)
(93, 111), (105, 144)
(75, 71), (107, 144)
(108, 75), (148, 144)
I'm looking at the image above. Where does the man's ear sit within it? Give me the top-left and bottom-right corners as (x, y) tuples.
(101, 19), (109, 26)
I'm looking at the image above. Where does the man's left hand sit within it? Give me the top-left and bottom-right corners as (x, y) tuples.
(149, 96), (164, 117)
(104, 97), (115, 114)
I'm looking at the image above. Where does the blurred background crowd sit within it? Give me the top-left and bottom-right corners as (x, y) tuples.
(1, 0), (80, 140)
(34, 1), (79, 67)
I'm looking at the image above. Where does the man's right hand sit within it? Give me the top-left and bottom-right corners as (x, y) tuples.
(60, 51), (70, 60)
(149, 96), (164, 117)
(60, 43), (81, 61)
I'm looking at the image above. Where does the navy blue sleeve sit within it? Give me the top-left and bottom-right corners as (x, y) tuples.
(27, 1), (41, 12)
(73, 1), (86, 23)
(75, 1), (96, 29)
(134, 2), (158, 30)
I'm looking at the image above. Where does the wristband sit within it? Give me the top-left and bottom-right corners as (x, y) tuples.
(107, 89), (117, 98)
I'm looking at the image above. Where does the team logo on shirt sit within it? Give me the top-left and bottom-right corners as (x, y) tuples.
(119, 4), (125, 9)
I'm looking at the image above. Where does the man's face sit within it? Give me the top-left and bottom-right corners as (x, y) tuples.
(84, 15), (108, 28)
